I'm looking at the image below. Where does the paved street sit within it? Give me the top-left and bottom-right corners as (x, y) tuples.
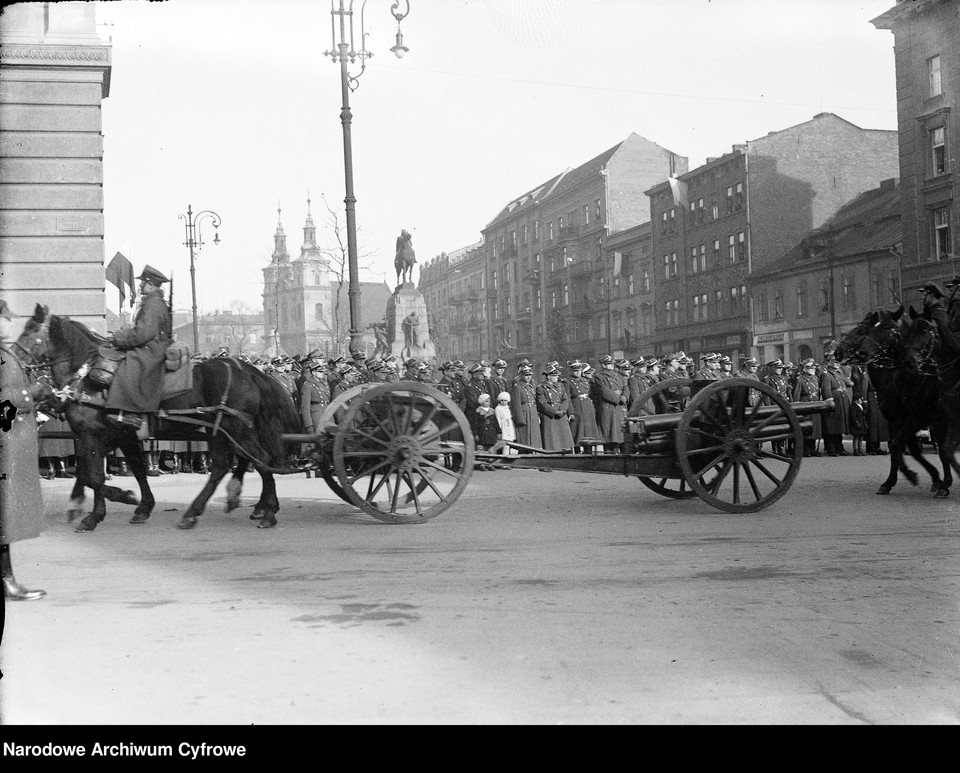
(1, 450), (959, 725)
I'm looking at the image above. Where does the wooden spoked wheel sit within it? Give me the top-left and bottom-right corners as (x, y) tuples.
(332, 382), (475, 523)
(632, 379), (696, 499)
(675, 378), (804, 513)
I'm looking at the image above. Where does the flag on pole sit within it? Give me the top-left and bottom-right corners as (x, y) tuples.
(667, 176), (688, 211)
(613, 251), (622, 277)
(105, 251), (136, 307)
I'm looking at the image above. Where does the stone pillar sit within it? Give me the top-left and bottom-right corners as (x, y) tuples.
(386, 283), (436, 362)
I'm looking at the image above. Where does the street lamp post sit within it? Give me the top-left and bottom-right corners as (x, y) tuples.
(179, 204), (221, 353)
(324, 0), (410, 357)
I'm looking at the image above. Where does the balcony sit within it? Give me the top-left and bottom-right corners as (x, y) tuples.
(569, 260), (595, 278)
(558, 224), (579, 241)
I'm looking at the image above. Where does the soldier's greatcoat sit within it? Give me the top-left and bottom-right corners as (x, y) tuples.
(819, 367), (852, 436)
(1, 343), (44, 544)
(566, 375), (600, 445)
(299, 374), (329, 433)
(438, 375), (466, 411)
(792, 372), (822, 439)
(591, 368), (626, 444)
(104, 294), (170, 414)
(509, 378), (541, 448)
(536, 380), (574, 451)
(658, 369), (689, 411)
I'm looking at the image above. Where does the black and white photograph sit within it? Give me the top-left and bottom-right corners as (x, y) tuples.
(1, 0), (959, 731)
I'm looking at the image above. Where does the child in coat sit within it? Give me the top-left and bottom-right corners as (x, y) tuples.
(475, 393), (500, 450)
(494, 391), (517, 455)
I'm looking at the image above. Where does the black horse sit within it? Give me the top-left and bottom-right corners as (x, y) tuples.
(835, 307), (953, 497)
(14, 305), (301, 531)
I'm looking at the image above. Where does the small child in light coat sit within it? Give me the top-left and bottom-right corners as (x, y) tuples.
(494, 391), (517, 455)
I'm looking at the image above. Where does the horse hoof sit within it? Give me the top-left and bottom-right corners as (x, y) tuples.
(130, 512), (150, 524)
(117, 490), (140, 506)
(256, 516), (277, 529)
(67, 509), (84, 523)
(225, 499), (241, 513)
(75, 516), (100, 533)
(177, 516), (198, 530)
(249, 512), (262, 520)
(876, 487), (891, 495)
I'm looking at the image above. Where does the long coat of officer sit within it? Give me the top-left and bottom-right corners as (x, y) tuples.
(488, 358), (510, 401)
(105, 264), (171, 423)
(565, 360), (599, 451)
(536, 365), (574, 451)
(299, 360), (329, 435)
(437, 361), (466, 410)
(509, 364), (541, 448)
(592, 354), (626, 451)
(658, 353), (690, 412)
(792, 358), (823, 456)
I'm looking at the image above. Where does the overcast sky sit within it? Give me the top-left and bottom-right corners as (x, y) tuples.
(96, 0), (898, 315)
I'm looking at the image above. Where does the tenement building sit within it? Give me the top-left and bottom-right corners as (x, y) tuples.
(646, 113), (898, 365)
(749, 178), (902, 365)
(418, 241), (485, 364)
(873, 0), (959, 290)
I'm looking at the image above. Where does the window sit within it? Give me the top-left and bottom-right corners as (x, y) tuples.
(520, 224), (527, 244)
(628, 274), (635, 295)
(642, 269), (650, 292)
(711, 202), (719, 220)
(842, 275), (855, 309)
(730, 286), (741, 315)
(548, 221), (554, 241)
(313, 271), (321, 285)
(492, 269), (498, 289)
(534, 287), (542, 310)
(756, 289), (768, 322)
(666, 299), (679, 326)
(726, 186), (734, 214)
(887, 269), (900, 304)
(773, 289), (784, 320)
(692, 293), (708, 321)
(715, 290), (722, 318)
(727, 234), (736, 264)
(817, 279), (829, 313)
(932, 126), (947, 176)
(563, 283), (569, 306)
(737, 231), (746, 262)
(797, 284), (807, 317)
(713, 239), (721, 264)
(550, 289), (557, 309)
(697, 198), (705, 223)
(506, 295), (512, 316)
(595, 198), (602, 221)
(928, 54), (942, 98)
(735, 182), (744, 210)
(692, 294), (701, 321)
(934, 206), (952, 260)
(314, 303), (323, 319)
(871, 272), (884, 307)
(533, 220), (540, 242)
(690, 246), (700, 274)
(583, 204), (590, 225)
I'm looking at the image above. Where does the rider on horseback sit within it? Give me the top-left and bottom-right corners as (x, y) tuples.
(105, 265), (171, 430)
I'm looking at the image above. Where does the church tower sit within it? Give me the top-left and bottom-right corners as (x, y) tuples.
(261, 205), (293, 355)
(292, 194), (334, 356)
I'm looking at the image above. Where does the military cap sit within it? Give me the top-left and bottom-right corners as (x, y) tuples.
(543, 365), (560, 376)
(646, 357), (661, 368)
(631, 357), (646, 368)
(663, 353), (680, 362)
(801, 358), (817, 368)
(452, 360), (465, 369)
(384, 354), (397, 363)
(479, 360), (492, 368)
(719, 355), (732, 365)
(702, 352), (720, 363)
(582, 365), (596, 377)
(616, 359), (631, 369)
(137, 264), (169, 286)
(492, 359), (507, 368)
(440, 360), (454, 371)
(367, 359), (384, 372)
(417, 361), (430, 371)
(468, 363), (483, 374)
(518, 365), (533, 375)
(785, 361), (796, 369)
(567, 359), (584, 370)
(546, 360), (560, 368)
(599, 354), (614, 365)
(329, 355), (345, 366)
(766, 358), (784, 368)
(946, 276), (960, 290)
(920, 282), (944, 299)
(0, 299), (13, 320)
(517, 358), (531, 367)
(741, 356), (758, 366)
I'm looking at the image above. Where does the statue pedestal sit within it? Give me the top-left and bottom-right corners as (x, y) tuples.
(386, 285), (436, 362)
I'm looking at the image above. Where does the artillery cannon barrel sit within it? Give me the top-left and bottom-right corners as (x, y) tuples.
(631, 398), (834, 436)
(631, 418), (814, 454)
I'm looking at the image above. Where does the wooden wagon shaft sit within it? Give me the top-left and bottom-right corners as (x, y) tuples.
(631, 397), (835, 435)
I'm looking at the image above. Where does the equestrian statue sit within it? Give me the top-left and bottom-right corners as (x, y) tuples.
(395, 229), (417, 287)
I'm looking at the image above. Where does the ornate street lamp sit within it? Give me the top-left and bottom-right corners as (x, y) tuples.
(324, 0), (411, 357)
(179, 204), (221, 353)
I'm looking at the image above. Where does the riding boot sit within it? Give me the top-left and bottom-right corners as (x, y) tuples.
(1, 544), (46, 601)
(43, 459), (55, 480)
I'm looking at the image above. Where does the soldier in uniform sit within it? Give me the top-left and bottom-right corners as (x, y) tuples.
(718, 355), (735, 379)
(332, 363), (361, 398)
(437, 361), (466, 410)
(510, 364), (541, 448)
(738, 356), (763, 406)
(763, 358), (791, 454)
(566, 359), (599, 452)
(512, 358), (532, 387)
(464, 362), (489, 424)
(820, 360), (853, 456)
(104, 265), (172, 429)
(298, 358), (329, 477)
(536, 365), (574, 451)
(488, 359), (510, 400)
(592, 354), (626, 453)
(693, 352), (721, 382)
(400, 358), (420, 381)
(416, 360), (437, 384)
(792, 358), (823, 457)
(658, 353), (689, 412)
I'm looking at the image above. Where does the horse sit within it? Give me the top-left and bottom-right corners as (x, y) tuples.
(14, 305), (302, 531)
(395, 229), (416, 286)
(834, 307), (953, 497)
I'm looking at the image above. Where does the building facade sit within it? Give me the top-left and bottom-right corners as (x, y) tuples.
(749, 178), (903, 365)
(261, 200), (392, 359)
(418, 241), (486, 363)
(0, 2), (112, 333)
(873, 0), (959, 291)
(646, 113), (898, 365)
(171, 309), (266, 358)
